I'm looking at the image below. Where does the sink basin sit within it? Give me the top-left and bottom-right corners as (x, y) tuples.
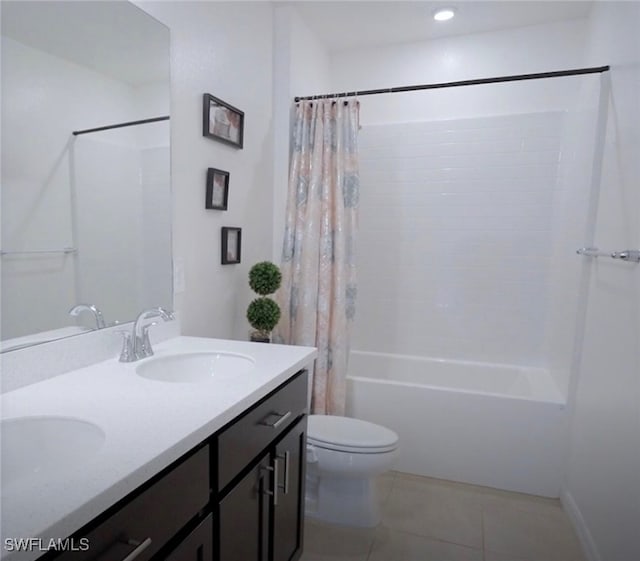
(1, 416), (106, 489)
(136, 352), (255, 383)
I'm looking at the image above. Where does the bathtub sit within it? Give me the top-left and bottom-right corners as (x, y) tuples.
(346, 351), (567, 497)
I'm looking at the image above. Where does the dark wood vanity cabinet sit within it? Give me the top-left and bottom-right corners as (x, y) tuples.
(216, 371), (307, 561)
(271, 418), (306, 561)
(47, 370), (307, 561)
(217, 418), (307, 561)
(53, 446), (210, 561)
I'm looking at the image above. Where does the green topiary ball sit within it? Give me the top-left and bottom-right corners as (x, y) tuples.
(249, 261), (282, 296)
(246, 297), (281, 334)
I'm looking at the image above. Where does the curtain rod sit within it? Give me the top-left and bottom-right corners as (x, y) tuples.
(294, 65), (610, 102)
(72, 116), (170, 136)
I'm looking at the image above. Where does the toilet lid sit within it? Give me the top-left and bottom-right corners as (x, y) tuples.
(307, 415), (399, 453)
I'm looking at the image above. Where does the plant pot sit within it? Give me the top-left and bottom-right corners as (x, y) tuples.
(249, 332), (271, 343)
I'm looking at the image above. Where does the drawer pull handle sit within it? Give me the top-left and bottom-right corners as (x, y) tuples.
(259, 410), (292, 429)
(122, 538), (152, 561)
(277, 451), (290, 495)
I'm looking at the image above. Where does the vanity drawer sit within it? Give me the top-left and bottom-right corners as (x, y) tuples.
(57, 446), (209, 561)
(218, 371), (307, 491)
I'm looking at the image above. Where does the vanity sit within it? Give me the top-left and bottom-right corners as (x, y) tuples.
(1, 337), (317, 561)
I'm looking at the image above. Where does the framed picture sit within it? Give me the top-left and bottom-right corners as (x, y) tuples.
(206, 168), (229, 210)
(203, 93), (244, 148)
(221, 227), (241, 265)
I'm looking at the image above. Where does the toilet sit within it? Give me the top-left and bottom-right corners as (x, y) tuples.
(305, 414), (399, 527)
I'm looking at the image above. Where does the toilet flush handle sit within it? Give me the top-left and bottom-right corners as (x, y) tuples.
(307, 442), (319, 463)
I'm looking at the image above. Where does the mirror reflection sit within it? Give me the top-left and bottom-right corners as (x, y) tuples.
(1, 1), (172, 352)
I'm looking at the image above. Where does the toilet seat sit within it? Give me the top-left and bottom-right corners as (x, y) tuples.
(307, 415), (398, 454)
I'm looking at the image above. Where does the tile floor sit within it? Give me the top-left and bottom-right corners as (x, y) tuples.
(300, 471), (585, 561)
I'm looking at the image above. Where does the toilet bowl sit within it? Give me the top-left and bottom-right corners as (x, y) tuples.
(306, 415), (399, 527)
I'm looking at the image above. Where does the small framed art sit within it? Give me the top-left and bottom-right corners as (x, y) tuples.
(221, 227), (241, 265)
(206, 168), (229, 210)
(203, 93), (244, 148)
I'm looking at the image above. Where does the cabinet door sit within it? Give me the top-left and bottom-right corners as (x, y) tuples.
(219, 455), (270, 561)
(272, 417), (307, 561)
(164, 515), (213, 561)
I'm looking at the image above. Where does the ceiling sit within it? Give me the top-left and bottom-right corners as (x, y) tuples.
(291, 1), (594, 52)
(1, 1), (169, 86)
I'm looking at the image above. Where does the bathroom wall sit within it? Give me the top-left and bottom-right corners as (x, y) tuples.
(136, 1), (276, 342)
(328, 18), (593, 377)
(271, 5), (332, 261)
(356, 111), (565, 365)
(562, 3), (640, 560)
(330, 19), (588, 125)
(0, 36), (143, 338)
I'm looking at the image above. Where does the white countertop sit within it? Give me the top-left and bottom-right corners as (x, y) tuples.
(0, 336), (317, 561)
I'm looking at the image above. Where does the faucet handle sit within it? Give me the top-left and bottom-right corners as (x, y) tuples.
(157, 307), (175, 321)
(118, 331), (135, 363)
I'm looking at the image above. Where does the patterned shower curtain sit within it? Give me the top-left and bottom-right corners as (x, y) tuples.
(275, 99), (360, 415)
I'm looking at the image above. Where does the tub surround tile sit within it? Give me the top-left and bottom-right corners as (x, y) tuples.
(356, 113), (566, 367)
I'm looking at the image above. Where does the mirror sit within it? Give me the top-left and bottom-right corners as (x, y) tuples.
(1, 1), (171, 352)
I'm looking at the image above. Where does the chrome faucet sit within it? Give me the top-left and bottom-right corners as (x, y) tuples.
(69, 304), (106, 329)
(119, 307), (175, 362)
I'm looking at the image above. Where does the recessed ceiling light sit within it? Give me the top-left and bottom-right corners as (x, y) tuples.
(433, 7), (456, 22)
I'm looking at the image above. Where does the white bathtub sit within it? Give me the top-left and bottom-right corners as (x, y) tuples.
(346, 351), (567, 497)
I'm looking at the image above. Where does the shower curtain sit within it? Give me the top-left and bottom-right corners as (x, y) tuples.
(276, 99), (360, 415)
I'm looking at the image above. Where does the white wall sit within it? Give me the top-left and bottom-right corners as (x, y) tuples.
(331, 19), (588, 125)
(136, 1), (275, 341)
(562, 3), (640, 560)
(330, 19), (593, 378)
(542, 75), (602, 396)
(272, 5), (331, 261)
(356, 111), (565, 365)
(139, 140), (172, 310)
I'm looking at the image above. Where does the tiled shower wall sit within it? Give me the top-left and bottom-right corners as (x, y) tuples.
(354, 112), (565, 367)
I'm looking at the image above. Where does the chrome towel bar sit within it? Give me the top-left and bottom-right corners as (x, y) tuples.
(0, 247), (77, 256)
(577, 247), (640, 263)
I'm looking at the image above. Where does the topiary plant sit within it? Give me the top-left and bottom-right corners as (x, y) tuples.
(249, 261), (282, 295)
(247, 297), (281, 340)
(247, 261), (282, 342)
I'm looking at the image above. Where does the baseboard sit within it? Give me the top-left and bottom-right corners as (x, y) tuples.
(561, 489), (601, 561)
